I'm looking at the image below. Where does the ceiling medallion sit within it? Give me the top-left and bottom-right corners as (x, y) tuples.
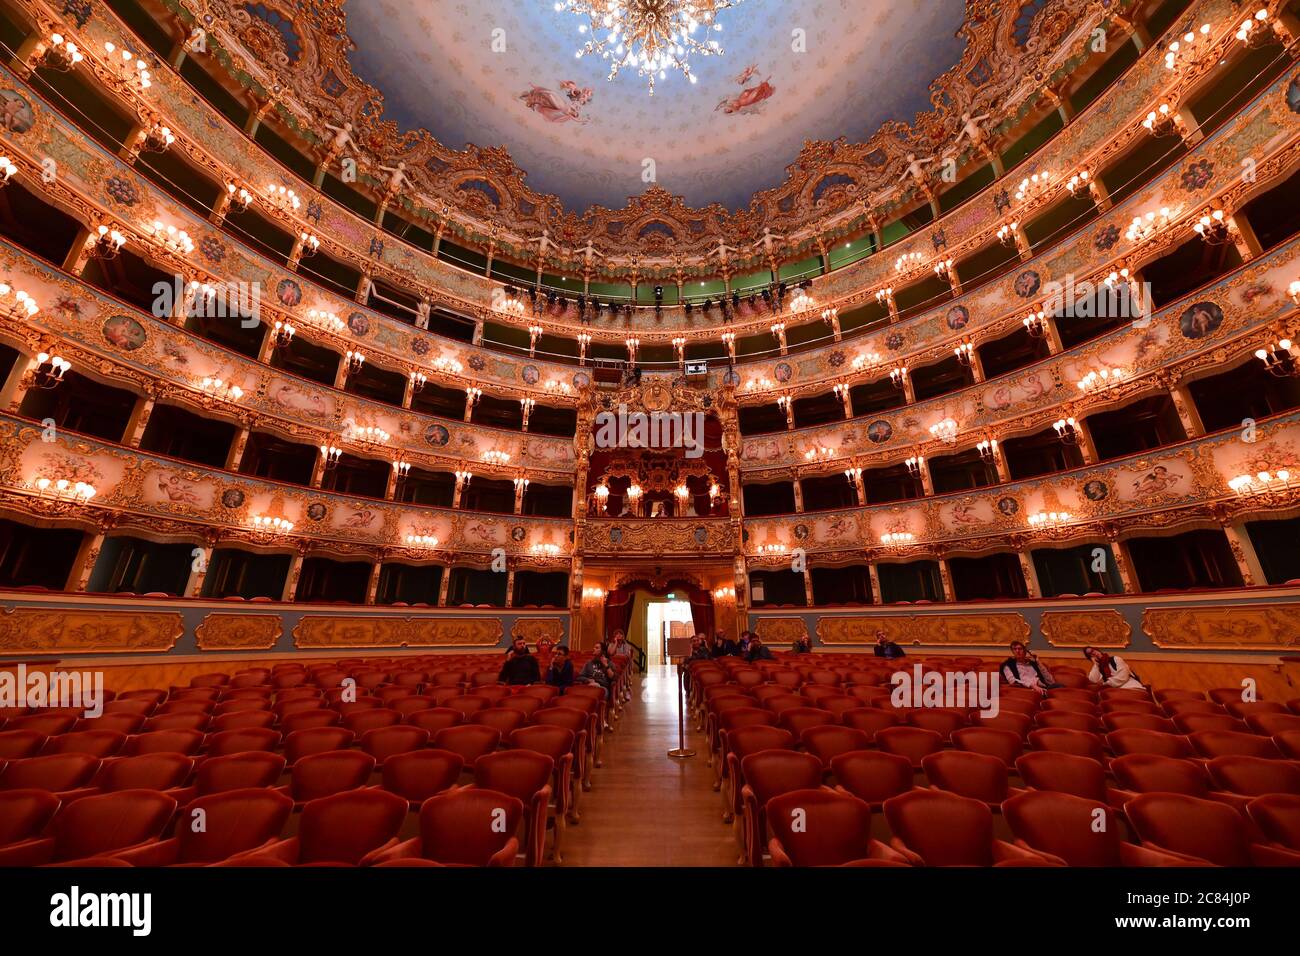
(555, 0), (740, 96)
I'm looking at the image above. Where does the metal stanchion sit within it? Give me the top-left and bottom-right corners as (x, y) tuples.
(666, 639), (695, 759)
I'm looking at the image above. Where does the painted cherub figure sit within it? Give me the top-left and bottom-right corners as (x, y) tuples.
(954, 111), (991, 148)
(376, 160), (407, 194)
(708, 238), (738, 266)
(898, 152), (937, 187)
(323, 120), (353, 154)
(752, 226), (785, 257)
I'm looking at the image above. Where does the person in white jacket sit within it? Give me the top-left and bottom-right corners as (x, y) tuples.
(1083, 646), (1145, 690)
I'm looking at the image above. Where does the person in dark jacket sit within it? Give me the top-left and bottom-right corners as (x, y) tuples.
(546, 645), (574, 688)
(873, 629), (905, 659)
(579, 645), (616, 690)
(689, 635), (713, 661)
(710, 632), (739, 658)
(791, 634), (812, 654)
(746, 636), (775, 663)
(499, 637), (540, 685)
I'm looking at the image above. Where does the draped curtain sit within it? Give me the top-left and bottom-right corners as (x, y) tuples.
(603, 579), (714, 643)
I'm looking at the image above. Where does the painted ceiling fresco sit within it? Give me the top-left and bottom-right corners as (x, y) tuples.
(342, 0), (968, 212)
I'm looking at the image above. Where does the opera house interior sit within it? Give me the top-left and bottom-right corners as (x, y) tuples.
(1, 0), (1300, 901)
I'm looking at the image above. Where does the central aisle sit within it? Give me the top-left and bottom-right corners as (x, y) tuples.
(559, 664), (741, 867)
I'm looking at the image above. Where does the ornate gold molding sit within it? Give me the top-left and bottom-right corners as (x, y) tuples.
(753, 617), (808, 645)
(195, 613), (282, 651)
(816, 613), (1029, 646)
(1143, 605), (1300, 649)
(1040, 610), (1131, 648)
(0, 607), (182, 654)
(294, 615), (503, 648)
(510, 618), (566, 644)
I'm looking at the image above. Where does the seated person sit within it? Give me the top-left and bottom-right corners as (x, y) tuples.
(999, 641), (1058, 694)
(746, 636), (775, 662)
(689, 634), (713, 661)
(791, 634), (813, 654)
(1083, 646), (1145, 689)
(546, 645), (574, 688)
(499, 636), (541, 686)
(579, 643), (617, 691)
(710, 631), (739, 658)
(873, 630), (905, 659)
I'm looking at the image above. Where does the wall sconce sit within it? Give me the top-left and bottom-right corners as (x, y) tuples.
(757, 543), (787, 555)
(454, 470), (473, 487)
(32, 352), (71, 389)
(584, 586), (607, 601)
(852, 351), (880, 372)
(626, 483), (643, 501)
(1126, 207), (1173, 243)
(875, 287), (894, 308)
(349, 425), (391, 446)
(1192, 208), (1234, 245)
(465, 387), (482, 407)
(976, 438), (999, 463)
(788, 286), (816, 314)
(1103, 267), (1133, 291)
(889, 366), (909, 389)
(32, 476), (96, 502)
(594, 483), (609, 513)
(306, 310), (344, 334)
(1163, 23), (1213, 73)
(804, 446), (833, 462)
(933, 258), (955, 280)
(1077, 367), (1126, 391)
(1256, 338), (1299, 377)
(532, 543), (561, 557)
(577, 332), (592, 365)
(1053, 417), (1079, 444)
(102, 41), (152, 89)
(721, 331), (737, 362)
(894, 252), (924, 274)
(544, 379), (571, 395)
(1028, 510), (1073, 527)
(299, 232), (320, 258)
(1023, 308), (1048, 338)
(712, 586), (735, 600)
(90, 224), (126, 259)
(146, 220), (194, 256)
(409, 371), (427, 393)
(996, 221), (1019, 247)
(880, 532), (914, 545)
(264, 182), (301, 212)
(393, 459), (411, 481)
(1229, 470), (1296, 494)
(432, 356), (463, 375)
(0, 283), (38, 318)
(1065, 169), (1091, 195)
(1289, 281), (1300, 306)
(342, 350), (365, 375)
(904, 455), (925, 477)
(672, 336), (686, 367)
(625, 337), (639, 363)
(139, 121), (175, 155)
(1142, 103), (1182, 137)
(528, 323), (543, 357)
(776, 395), (792, 413)
(42, 33), (84, 71)
(929, 418), (958, 444)
(226, 182), (252, 211)
(405, 534), (439, 550)
(822, 307), (841, 341)
(514, 476), (530, 494)
(197, 376), (243, 402)
(320, 445), (342, 469)
(483, 450), (511, 466)
(0, 156), (17, 186)
(272, 320), (296, 349)
(833, 383), (850, 403)
(250, 514), (295, 534)
(953, 341), (975, 365)
(1013, 171), (1052, 204)
(1236, 8), (1277, 47)
(844, 466), (863, 483)
(674, 484), (690, 502)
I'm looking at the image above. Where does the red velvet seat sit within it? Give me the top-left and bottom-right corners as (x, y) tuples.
(473, 750), (555, 866)
(738, 751), (824, 867)
(507, 725), (576, 854)
(837, 707), (900, 739)
(766, 788), (909, 867)
(443, 695), (491, 719)
(0, 753), (100, 796)
(363, 787), (523, 866)
(1016, 751), (1120, 805)
(122, 730), (205, 757)
(973, 712), (1034, 737)
(0, 788), (61, 847)
(0, 788), (176, 866)
(1001, 790), (1191, 866)
(283, 750), (375, 804)
(1173, 713), (1249, 735)
(279, 709), (342, 734)
(875, 726), (945, 769)
(0, 730), (49, 760)
(1247, 794), (1300, 851)
(721, 725), (797, 822)
(498, 696), (544, 719)
(193, 751), (286, 795)
(93, 753), (193, 795)
(883, 788), (1054, 866)
(1102, 713), (1179, 734)
(1109, 753), (1239, 805)
(115, 788), (292, 866)
(951, 727), (1024, 768)
(800, 726), (870, 770)
(432, 725), (501, 769)
(282, 727), (354, 766)
(922, 750), (1020, 806)
(776, 707), (836, 738)
(1126, 792), (1300, 865)
(1276, 730), (1300, 759)
(381, 749), (465, 809)
(906, 707), (969, 739)
(406, 708), (465, 733)
(238, 789), (409, 866)
(1026, 728), (1107, 763)
(204, 728), (281, 757)
(1245, 712), (1300, 736)
(470, 708), (528, 738)
(76, 714), (145, 736)
(1190, 731), (1283, 760)
(210, 710), (278, 733)
(1206, 755), (1300, 797)
(359, 726), (429, 767)
(830, 750), (915, 809)
(342, 708), (402, 736)
(1105, 728), (1195, 759)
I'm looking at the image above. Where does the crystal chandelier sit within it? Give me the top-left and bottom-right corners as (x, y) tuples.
(556, 0), (740, 96)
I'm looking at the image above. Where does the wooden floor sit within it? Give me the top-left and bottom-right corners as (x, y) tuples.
(559, 664), (740, 867)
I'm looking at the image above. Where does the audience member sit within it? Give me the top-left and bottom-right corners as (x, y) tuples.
(873, 629), (905, 659)
(546, 645), (574, 688)
(999, 640), (1058, 694)
(499, 636), (541, 685)
(746, 635), (775, 662)
(791, 634), (812, 654)
(1083, 645), (1145, 689)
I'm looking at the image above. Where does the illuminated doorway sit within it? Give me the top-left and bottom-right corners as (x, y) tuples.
(641, 597), (693, 666)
